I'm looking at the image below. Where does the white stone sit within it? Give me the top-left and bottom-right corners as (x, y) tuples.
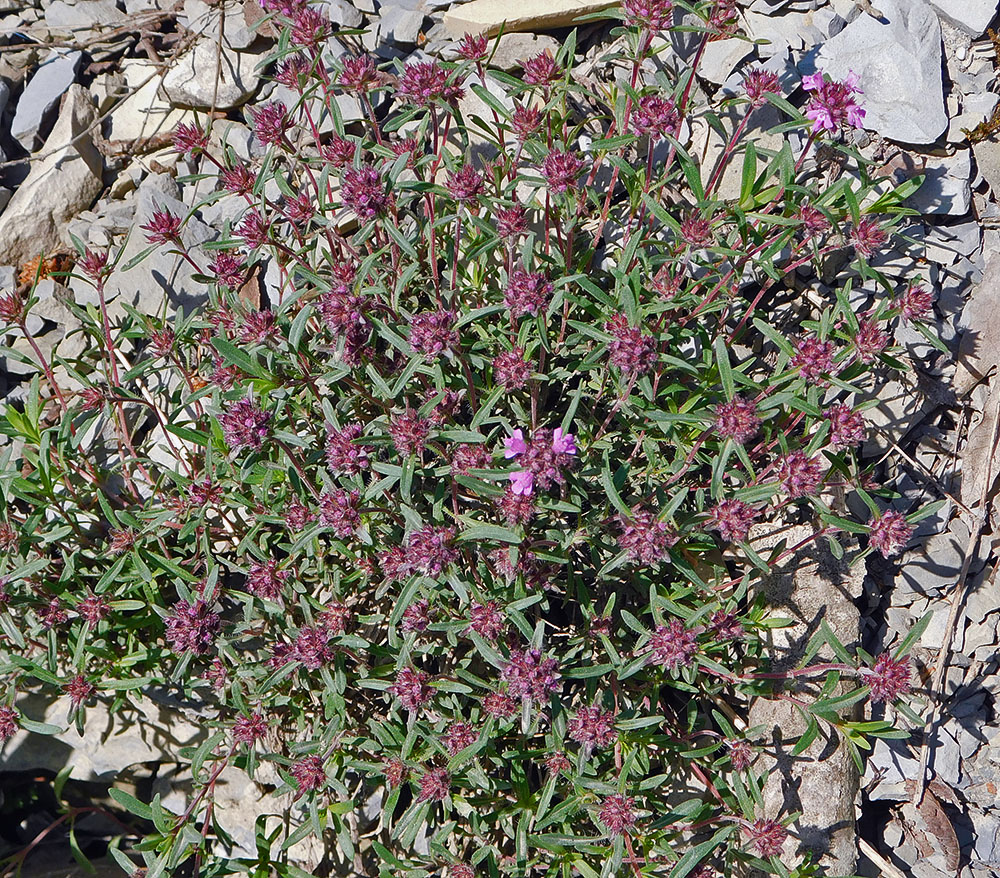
(2, 692), (206, 779)
(906, 149), (972, 216)
(102, 59), (197, 143)
(815, 0), (948, 145)
(698, 37), (754, 84)
(381, 5), (425, 44)
(11, 49), (82, 151)
(160, 39), (262, 109)
(926, 0), (999, 36)
(484, 32), (560, 71)
(443, 0), (617, 37)
(45, 0), (126, 30)
(0, 86), (103, 266)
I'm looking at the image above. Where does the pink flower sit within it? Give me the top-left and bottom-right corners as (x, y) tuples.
(0, 704), (20, 742)
(863, 652), (912, 703)
(646, 619), (698, 670)
(803, 70), (866, 133)
(598, 794), (637, 836)
(290, 755), (327, 793)
(745, 818), (787, 858)
(551, 428), (576, 455)
(868, 510), (913, 558)
(417, 767), (451, 801)
(509, 470), (534, 495)
(505, 429), (527, 458)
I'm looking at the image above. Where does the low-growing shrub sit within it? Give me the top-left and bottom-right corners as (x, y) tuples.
(0, 1), (937, 876)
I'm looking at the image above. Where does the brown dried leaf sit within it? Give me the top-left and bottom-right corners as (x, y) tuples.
(901, 781), (961, 873)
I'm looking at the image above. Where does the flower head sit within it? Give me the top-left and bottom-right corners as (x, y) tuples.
(504, 270), (552, 318)
(141, 208), (182, 245)
(468, 601), (505, 641)
(220, 398), (272, 452)
(173, 122), (207, 158)
(630, 94), (679, 137)
(714, 396), (760, 444)
(392, 667), (432, 712)
(775, 451), (825, 499)
(825, 403), (866, 449)
(502, 648), (561, 703)
(622, 0), (673, 30)
(791, 336), (836, 381)
(646, 619), (698, 670)
(803, 70), (865, 133)
(63, 675), (95, 709)
(598, 794), (637, 836)
(443, 721), (477, 755)
(165, 599), (222, 654)
(290, 755), (326, 792)
(617, 506), (675, 564)
(233, 712), (268, 746)
(410, 309), (459, 359)
(898, 282), (933, 323)
(605, 314), (658, 374)
(493, 347), (531, 388)
(542, 150), (584, 193)
(417, 767), (451, 801)
(743, 69), (780, 107)
(522, 52), (561, 86)
(850, 216), (888, 257)
(398, 61), (464, 106)
(343, 164), (390, 220)
(707, 498), (757, 543)
(250, 101), (288, 146)
(745, 818), (787, 858)
(868, 510), (913, 558)
(567, 705), (618, 748)
(0, 705), (19, 743)
(864, 652), (912, 703)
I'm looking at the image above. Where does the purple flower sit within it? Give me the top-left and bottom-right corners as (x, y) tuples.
(542, 150), (584, 193)
(709, 610), (744, 642)
(791, 336), (836, 381)
(803, 70), (865, 133)
(707, 498), (757, 543)
(398, 61), (464, 106)
(504, 270), (552, 318)
(743, 69), (780, 107)
(775, 451), (825, 499)
(290, 755), (326, 792)
(410, 310), (459, 359)
(745, 818), (787, 858)
(173, 122), (207, 158)
(617, 506), (675, 565)
(220, 398), (272, 452)
(451, 443), (492, 475)
(283, 496), (312, 532)
(825, 403), (866, 450)
(714, 396), (760, 444)
(389, 410), (430, 456)
(443, 721), (477, 755)
(141, 208), (182, 245)
(326, 423), (371, 474)
(62, 675), (94, 709)
(401, 599), (431, 634)
(868, 510), (913, 558)
(522, 52), (562, 86)
(233, 712), (268, 746)
(0, 704), (20, 743)
(482, 692), (518, 718)
(621, 0), (673, 30)
(417, 767), (451, 801)
(407, 526), (458, 576)
(250, 101), (288, 146)
(446, 165), (484, 203)
(293, 626), (335, 669)
(854, 319), (889, 363)
(898, 282), (933, 322)
(630, 94), (680, 137)
(165, 599), (222, 655)
(646, 619), (698, 670)
(343, 164), (390, 220)
(606, 314), (658, 374)
(598, 794), (637, 837)
(567, 705), (618, 748)
(392, 667), (432, 712)
(246, 559), (290, 600)
(502, 648), (561, 703)
(468, 601), (505, 641)
(339, 55), (381, 92)
(551, 427), (577, 456)
(509, 470), (534, 495)
(863, 652), (912, 703)
(496, 489), (535, 525)
(319, 489), (360, 538)
(504, 429), (527, 458)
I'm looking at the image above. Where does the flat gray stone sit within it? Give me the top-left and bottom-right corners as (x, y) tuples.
(486, 32), (561, 71)
(381, 5), (425, 44)
(815, 0), (947, 145)
(320, 0), (364, 27)
(160, 39), (262, 109)
(44, 0), (125, 30)
(698, 37), (754, 84)
(0, 85), (103, 266)
(11, 49), (82, 151)
(926, 0), (999, 35)
(907, 149), (972, 216)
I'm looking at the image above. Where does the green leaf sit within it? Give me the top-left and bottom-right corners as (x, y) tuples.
(211, 336), (270, 380)
(109, 788), (154, 821)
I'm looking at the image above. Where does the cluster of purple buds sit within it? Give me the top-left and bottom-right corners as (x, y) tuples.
(501, 648), (561, 704)
(802, 70), (866, 133)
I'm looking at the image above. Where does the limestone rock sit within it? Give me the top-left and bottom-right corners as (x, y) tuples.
(100, 59), (197, 143)
(0, 85), (103, 266)
(906, 149), (972, 216)
(44, 0), (126, 31)
(161, 39), (262, 109)
(11, 49), (82, 151)
(487, 32), (561, 71)
(2, 692), (206, 780)
(443, 0), (617, 37)
(746, 523), (863, 876)
(815, 0), (947, 145)
(926, 0), (999, 36)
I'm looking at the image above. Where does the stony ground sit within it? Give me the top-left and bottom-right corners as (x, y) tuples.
(0, 0), (999, 876)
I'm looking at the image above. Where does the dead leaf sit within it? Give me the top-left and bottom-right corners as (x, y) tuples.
(901, 781), (961, 873)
